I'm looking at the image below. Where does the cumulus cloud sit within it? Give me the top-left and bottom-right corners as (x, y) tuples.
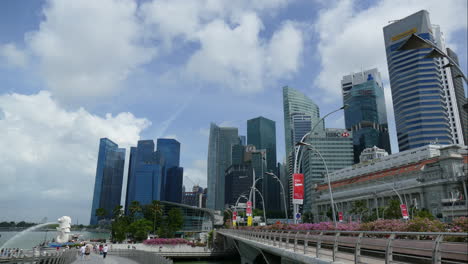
(0, 91), (150, 222)
(26, 0), (156, 99)
(314, 0), (467, 98)
(0, 43), (28, 68)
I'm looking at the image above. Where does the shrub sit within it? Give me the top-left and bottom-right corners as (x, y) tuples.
(406, 217), (444, 233)
(143, 238), (191, 245)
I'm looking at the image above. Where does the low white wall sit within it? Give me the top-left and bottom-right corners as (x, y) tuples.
(111, 243), (210, 253)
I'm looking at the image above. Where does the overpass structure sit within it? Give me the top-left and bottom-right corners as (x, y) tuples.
(218, 229), (468, 264)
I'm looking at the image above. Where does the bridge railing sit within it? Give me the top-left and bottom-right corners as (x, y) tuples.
(109, 249), (173, 264)
(0, 249), (77, 264)
(220, 229), (468, 264)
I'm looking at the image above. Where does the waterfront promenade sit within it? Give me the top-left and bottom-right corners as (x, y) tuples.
(71, 253), (138, 264)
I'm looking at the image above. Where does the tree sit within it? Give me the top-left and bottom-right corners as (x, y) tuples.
(383, 199), (402, 219)
(112, 216), (130, 243)
(129, 219), (152, 242)
(95, 208), (108, 220)
(144, 200), (164, 233)
(350, 200), (368, 221)
(128, 201), (142, 220)
(158, 208), (184, 238)
(303, 212), (314, 223)
(112, 205), (124, 220)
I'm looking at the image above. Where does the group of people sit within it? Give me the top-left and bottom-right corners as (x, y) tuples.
(79, 243), (108, 260)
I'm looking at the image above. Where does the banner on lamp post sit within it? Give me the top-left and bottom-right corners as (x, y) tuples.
(400, 204), (409, 219)
(232, 211), (237, 227)
(338, 212), (343, 222)
(246, 201), (252, 216)
(247, 216), (252, 226)
(293, 173), (304, 204)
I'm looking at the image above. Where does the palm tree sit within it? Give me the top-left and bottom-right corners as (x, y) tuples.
(148, 200), (164, 233)
(95, 208), (108, 221)
(112, 205), (123, 220)
(129, 201), (142, 220)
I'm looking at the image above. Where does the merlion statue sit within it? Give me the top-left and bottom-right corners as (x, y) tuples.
(56, 216), (72, 243)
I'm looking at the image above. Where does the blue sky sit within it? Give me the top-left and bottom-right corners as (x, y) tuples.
(0, 0), (466, 223)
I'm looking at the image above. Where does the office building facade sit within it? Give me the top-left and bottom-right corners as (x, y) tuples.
(247, 116), (280, 211)
(302, 129), (354, 213)
(125, 140), (165, 211)
(90, 138), (125, 225)
(156, 138), (183, 202)
(207, 123), (239, 210)
(224, 164), (253, 207)
(383, 10), (463, 151)
(342, 69), (391, 163)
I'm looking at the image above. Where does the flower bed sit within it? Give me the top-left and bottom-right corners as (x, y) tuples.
(237, 217), (468, 233)
(143, 238), (192, 245)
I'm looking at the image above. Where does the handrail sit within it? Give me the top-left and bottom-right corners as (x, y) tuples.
(109, 249), (173, 264)
(219, 229), (468, 264)
(0, 249), (77, 264)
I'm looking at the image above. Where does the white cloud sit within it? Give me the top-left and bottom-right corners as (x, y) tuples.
(141, 0), (304, 93)
(26, 0), (156, 99)
(0, 43), (28, 68)
(314, 0), (468, 99)
(0, 91), (150, 221)
(183, 159), (207, 189)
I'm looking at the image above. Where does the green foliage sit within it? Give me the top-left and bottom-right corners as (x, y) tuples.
(143, 200), (164, 233)
(112, 205), (124, 219)
(382, 199), (402, 219)
(350, 200), (368, 217)
(414, 208), (434, 220)
(129, 219), (153, 242)
(406, 217), (444, 232)
(207, 230), (214, 248)
(302, 212), (314, 223)
(157, 208), (184, 238)
(111, 216), (130, 242)
(95, 207), (108, 218)
(129, 201), (143, 220)
(253, 209), (263, 219)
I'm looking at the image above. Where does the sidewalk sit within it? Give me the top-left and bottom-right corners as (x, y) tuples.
(71, 253), (139, 264)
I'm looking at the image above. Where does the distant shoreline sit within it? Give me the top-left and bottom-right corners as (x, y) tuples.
(0, 228), (110, 233)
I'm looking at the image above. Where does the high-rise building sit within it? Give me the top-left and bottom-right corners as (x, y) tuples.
(224, 164), (253, 207)
(125, 140), (164, 211)
(302, 129), (354, 213)
(207, 123), (239, 210)
(383, 10), (464, 150)
(156, 138), (183, 202)
(247, 116), (280, 211)
(446, 48), (468, 145)
(90, 138), (125, 225)
(342, 69), (391, 163)
(283, 86), (322, 159)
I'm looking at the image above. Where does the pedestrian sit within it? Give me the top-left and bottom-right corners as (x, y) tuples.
(99, 244), (103, 255)
(103, 244), (108, 259)
(80, 245), (86, 260)
(84, 245), (91, 260)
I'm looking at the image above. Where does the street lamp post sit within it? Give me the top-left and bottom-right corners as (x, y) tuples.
(265, 172), (288, 223)
(302, 144), (337, 226)
(397, 34), (468, 85)
(251, 187), (267, 224)
(291, 105), (348, 224)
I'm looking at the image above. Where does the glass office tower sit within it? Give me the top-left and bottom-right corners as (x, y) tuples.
(383, 10), (454, 150)
(125, 140), (165, 211)
(90, 138), (125, 225)
(247, 116), (280, 211)
(157, 138), (182, 202)
(207, 123), (239, 210)
(342, 69), (391, 163)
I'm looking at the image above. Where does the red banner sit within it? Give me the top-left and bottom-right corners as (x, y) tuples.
(246, 201), (252, 216)
(233, 211), (237, 221)
(293, 173), (304, 204)
(400, 204), (409, 219)
(338, 212), (343, 222)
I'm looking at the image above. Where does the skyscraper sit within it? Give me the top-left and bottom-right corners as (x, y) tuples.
(207, 123), (239, 210)
(383, 10), (463, 150)
(247, 116), (279, 211)
(125, 140), (164, 211)
(283, 86), (322, 159)
(157, 138), (182, 202)
(90, 138), (125, 225)
(342, 68), (391, 163)
(302, 129), (354, 213)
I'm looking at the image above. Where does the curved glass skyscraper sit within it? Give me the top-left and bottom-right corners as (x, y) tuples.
(342, 69), (391, 163)
(383, 10), (453, 151)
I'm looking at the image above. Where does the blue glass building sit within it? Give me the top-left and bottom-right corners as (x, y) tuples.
(125, 140), (164, 212)
(90, 138), (125, 225)
(342, 69), (391, 163)
(383, 10), (452, 151)
(157, 138), (182, 202)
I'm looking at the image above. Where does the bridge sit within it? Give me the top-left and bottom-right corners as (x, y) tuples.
(218, 229), (468, 264)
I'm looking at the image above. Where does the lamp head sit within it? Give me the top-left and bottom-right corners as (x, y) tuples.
(295, 141), (310, 147)
(341, 104), (349, 110)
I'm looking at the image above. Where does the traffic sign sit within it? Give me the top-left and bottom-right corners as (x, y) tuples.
(295, 213), (301, 220)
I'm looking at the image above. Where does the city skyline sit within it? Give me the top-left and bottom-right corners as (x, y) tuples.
(0, 0), (466, 223)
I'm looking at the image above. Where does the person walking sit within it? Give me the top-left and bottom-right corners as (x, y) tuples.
(80, 245), (86, 260)
(102, 244), (108, 259)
